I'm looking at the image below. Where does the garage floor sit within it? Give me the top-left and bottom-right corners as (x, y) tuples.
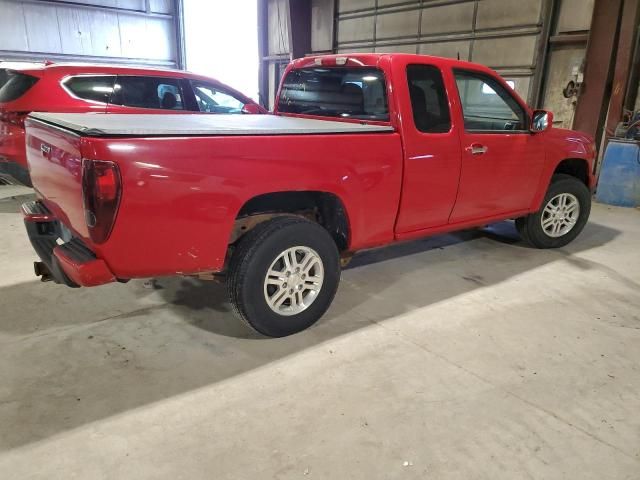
(1, 184), (639, 479)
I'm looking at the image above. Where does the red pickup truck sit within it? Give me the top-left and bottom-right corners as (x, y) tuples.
(22, 54), (596, 337)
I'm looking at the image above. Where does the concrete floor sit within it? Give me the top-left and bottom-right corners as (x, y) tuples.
(0, 184), (639, 479)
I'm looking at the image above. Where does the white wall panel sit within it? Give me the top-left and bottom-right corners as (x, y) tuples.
(556, 0), (594, 33)
(149, 0), (172, 14)
(0, 2), (29, 51)
(375, 10), (419, 39)
(473, 35), (538, 67)
(268, 0), (289, 55)
(476, 0), (543, 29)
(375, 43), (418, 53)
(337, 15), (375, 43)
(22, 3), (63, 53)
(419, 40), (471, 61)
(311, 0), (334, 52)
(119, 14), (174, 60)
(0, 0), (179, 67)
(338, 0), (374, 13)
(421, 3), (474, 36)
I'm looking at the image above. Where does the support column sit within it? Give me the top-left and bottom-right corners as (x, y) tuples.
(288, 0), (312, 59)
(605, 0), (640, 139)
(572, 0), (623, 139)
(258, 0), (270, 108)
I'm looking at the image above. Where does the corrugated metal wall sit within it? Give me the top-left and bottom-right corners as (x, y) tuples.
(334, 0), (548, 104)
(0, 0), (181, 68)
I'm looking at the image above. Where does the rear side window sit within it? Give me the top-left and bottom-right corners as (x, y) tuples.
(407, 64), (451, 133)
(111, 76), (186, 110)
(0, 69), (10, 90)
(278, 67), (389, 121)
(0, 71), (39, 102)
(64, 76), (116, 103)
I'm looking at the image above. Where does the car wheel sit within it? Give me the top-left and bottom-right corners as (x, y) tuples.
(227, 216), (341, 337)
(516, 173), (591, 248)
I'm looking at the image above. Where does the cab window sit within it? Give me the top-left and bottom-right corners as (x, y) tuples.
(454, 70), (527, 132)
(111, 76), (186, 110)
(278, 67), (389, 121)
(191, 82), (245, 113)
(407, 64), (451, 133)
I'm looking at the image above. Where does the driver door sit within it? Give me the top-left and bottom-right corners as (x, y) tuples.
(448, 69), (545, 223)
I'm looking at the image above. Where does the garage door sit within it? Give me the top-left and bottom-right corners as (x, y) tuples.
(0, 0), (181, 68)
(335, 0), (549, 104)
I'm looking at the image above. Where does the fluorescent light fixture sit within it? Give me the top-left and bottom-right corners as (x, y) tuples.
(362, 75), (378, 82)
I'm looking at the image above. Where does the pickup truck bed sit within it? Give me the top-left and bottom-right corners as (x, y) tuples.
(29, 112), (394, 136)
(24, 111), (403, 290)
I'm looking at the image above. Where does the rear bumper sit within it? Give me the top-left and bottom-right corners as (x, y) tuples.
(22, 200), (116, 287)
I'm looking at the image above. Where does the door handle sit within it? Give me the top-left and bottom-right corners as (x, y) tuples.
(465, 143), (488, 155)
(40, 143), (51, 157)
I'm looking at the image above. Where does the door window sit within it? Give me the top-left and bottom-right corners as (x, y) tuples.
(454, 70), (527, 132)
(111, 76), (185, 110)
(192, 82), (245, 113)
(64, 76), (116, 104)
(406, 65), (451, 133)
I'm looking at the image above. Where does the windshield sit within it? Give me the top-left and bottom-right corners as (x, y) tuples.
(278, 67), (389, 121)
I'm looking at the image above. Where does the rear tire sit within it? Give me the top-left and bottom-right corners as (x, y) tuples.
(227, 216), (340, 337)
(516, 174), (591, 248)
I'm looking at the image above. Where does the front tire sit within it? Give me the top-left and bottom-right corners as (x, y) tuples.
(227, 216), (341, 337)
(516, 174), (591, 248)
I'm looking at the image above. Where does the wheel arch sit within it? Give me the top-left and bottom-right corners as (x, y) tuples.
(553, 158), (590, 186)
(231, 190), (352, 252)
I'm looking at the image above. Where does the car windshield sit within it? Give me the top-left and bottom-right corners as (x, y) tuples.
(278, 67), (389, 121)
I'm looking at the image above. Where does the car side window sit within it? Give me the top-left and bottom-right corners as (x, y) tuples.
(407, 64), (451, 133)
(454, 70), (527, 132)
(64, 76), (116, 103)
(191, 82), (245, 113)
(111, 76), (186, 110)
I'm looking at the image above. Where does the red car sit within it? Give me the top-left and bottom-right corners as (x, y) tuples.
(0, 62), (265, 185)
(23, 53), (595, 336)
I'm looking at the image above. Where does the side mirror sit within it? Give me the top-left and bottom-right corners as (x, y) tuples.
(531, 110), (553, 133)
(241, 103), (263, 114)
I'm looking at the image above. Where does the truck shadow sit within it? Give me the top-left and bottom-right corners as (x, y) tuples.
(165, 220), (624, 337)
(0, 220), (622, 451)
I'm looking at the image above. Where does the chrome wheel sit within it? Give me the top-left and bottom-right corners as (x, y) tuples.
(541, 193), (580, 238)
(263, 246), (324, 316)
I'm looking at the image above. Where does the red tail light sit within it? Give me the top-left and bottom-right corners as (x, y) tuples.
(82, 159), (122, 244)
(0, 111), (30, 127)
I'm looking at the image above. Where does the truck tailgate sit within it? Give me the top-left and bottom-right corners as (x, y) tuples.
(25, 117), (89, 239)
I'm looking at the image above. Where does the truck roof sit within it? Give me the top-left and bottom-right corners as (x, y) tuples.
(28, 112), (394, 137)
(291, 53), (496, 75)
